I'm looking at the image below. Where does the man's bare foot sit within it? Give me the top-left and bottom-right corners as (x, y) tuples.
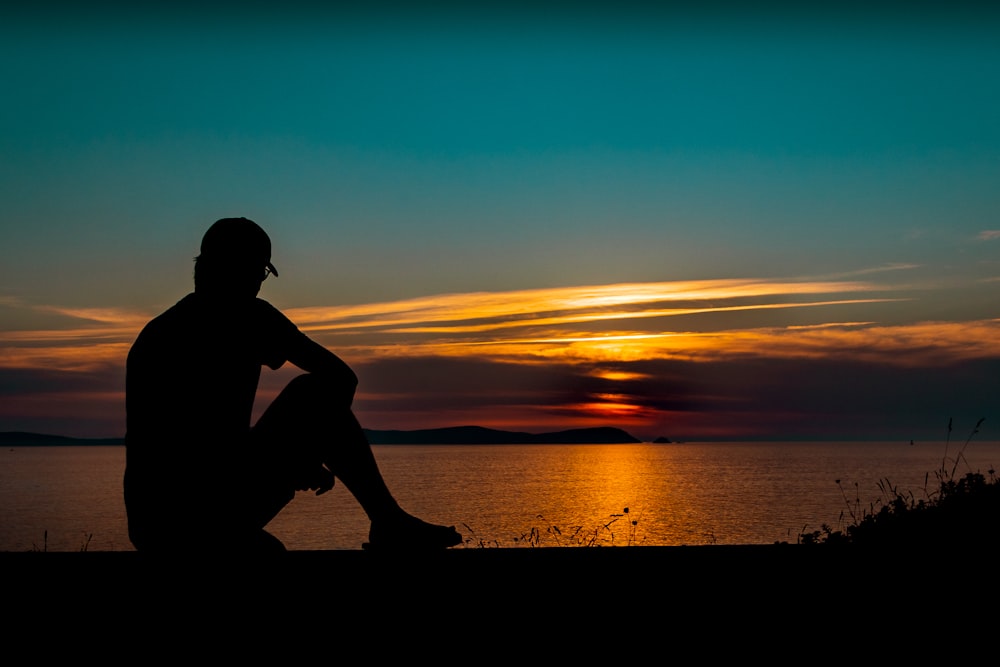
(365, 514), (462, 550)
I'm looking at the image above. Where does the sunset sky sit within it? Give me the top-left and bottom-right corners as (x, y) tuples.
(2, 3), (998, 441)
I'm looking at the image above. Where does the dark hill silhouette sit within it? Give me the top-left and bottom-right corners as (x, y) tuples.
(0, 432), (125, 446)
(1, 426), (642, 447)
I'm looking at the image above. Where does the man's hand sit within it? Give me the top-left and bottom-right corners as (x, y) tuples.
(295, 465), (335, 496)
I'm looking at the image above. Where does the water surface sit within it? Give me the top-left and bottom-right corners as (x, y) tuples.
(2, 441), (997, 551)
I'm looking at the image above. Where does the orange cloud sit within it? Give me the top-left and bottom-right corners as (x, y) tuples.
(322, 319), (1000, 370)
(0, 342), (132, 372)
(33, 305), (150, 327)
(0, 301), (145, 371)
(286, 277), (889, 334)
(3, 273), (995, 376)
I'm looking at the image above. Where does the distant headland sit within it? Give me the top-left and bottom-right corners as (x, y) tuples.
(0, 432), (126, 447)
(0, 426), (646, 447)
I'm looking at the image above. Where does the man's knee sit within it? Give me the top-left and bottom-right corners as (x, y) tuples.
(281, 373), (350, 408)
(258, 374), (343, 427)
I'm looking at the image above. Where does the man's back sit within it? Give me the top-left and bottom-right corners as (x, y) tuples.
(123, 292), (303, 546)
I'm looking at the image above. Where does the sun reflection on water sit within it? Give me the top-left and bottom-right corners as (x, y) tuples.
(7, 441), (1000, 551)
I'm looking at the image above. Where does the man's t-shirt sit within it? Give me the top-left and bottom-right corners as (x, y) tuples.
(123, 292), (308, 542)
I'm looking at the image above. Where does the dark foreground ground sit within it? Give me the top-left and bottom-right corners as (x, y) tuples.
(6, 545), (994, 653)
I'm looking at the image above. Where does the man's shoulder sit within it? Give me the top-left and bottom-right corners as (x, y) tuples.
(252, 296), (279, 311)
(252, 298), (303, 337)
(129, 293), (192, 344)
(143, 293), (198, 325)
(135, 295), (296, 343)
(251, 297), (291, 321)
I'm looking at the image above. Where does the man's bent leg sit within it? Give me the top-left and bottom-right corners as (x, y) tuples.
(252, 374), (398, 516)
(253, 373), (461, 548)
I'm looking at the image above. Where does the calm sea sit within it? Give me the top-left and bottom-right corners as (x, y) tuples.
(2, 441), (998, 552)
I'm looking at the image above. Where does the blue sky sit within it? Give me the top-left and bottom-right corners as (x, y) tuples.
(1, 3), (998, 440)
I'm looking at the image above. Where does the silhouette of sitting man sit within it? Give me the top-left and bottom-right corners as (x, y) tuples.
(124, 217), (462, 552)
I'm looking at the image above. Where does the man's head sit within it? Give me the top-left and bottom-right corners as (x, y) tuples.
(194, 217), (278, 297)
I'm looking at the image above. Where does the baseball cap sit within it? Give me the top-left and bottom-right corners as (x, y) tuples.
(199, 217), (278, 277)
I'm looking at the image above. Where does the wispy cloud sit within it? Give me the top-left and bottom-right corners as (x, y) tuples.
(331, 319), (1000, 369)
(286, 277), (895, 335)
(0, 301), (147, 371)
(375, 299), (905, 335)
(831, 263), (921, 277)
(3, 273), (996, 439)
(978, 230), (1000, 241)
(3, 273), (994, 377)
(0, 327), (140, 343)
(32, 305), (151, 326)
(0, 342), (132, 372)
(279, 275), (999, 370)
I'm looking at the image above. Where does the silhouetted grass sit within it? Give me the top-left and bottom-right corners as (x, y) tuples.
(799, 418), (997, 546)
(30, 529), (93, 552)
(462, 506), (644, 548)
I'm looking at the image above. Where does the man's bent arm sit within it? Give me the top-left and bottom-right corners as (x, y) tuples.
(287, 336), (359, 406)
